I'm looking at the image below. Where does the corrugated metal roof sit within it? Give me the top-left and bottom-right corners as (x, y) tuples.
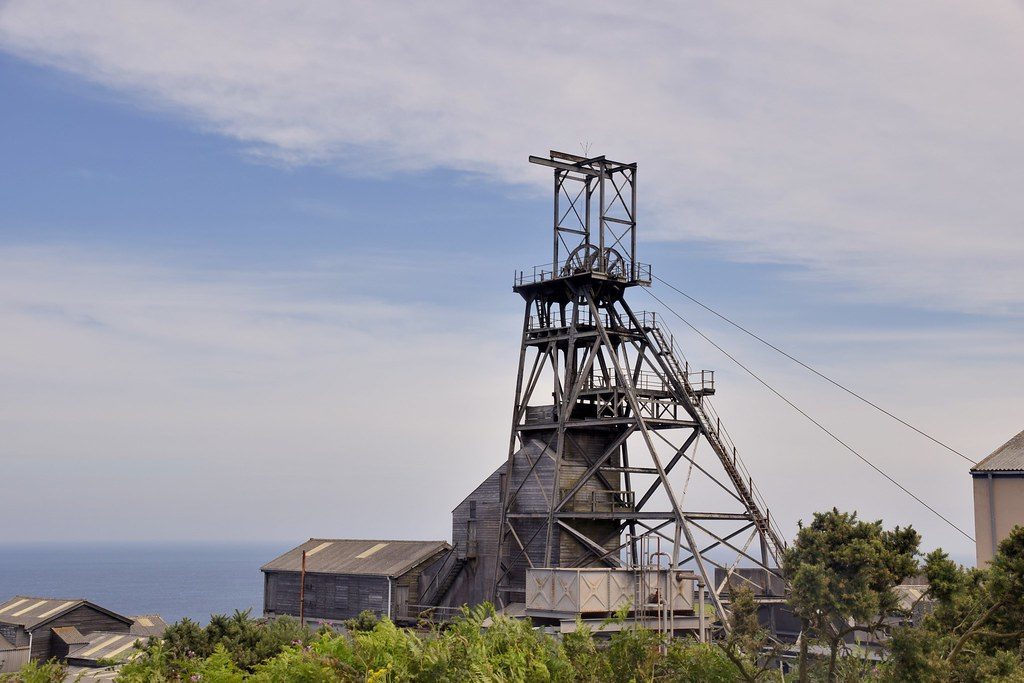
(261, 539), (450, 577)
(972, 429), (1024, 472)
(67, 631), (143, 663)
(0, 596), (132, 630)
(129, 614), (167, 638)
(52, 626), (90, 645)
(0, 597), (82, 628)
(894, 584), (928, 611)
(65, 666), (119, 682)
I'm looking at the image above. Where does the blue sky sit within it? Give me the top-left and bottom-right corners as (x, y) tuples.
(1, 2), (1022, 561)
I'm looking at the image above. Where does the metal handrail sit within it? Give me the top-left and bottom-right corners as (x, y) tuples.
(559, 487), (636, 512)
(404, 604), (463, 622)
(419, 549), (460, 606)
(650, 321), (787, 552)
(527, 308), (663, 333)
(514, 259), (652, 287)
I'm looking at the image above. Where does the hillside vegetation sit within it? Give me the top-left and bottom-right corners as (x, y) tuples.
(3, 510), (1024, 682)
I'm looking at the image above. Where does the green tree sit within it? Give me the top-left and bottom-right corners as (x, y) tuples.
(561, 619), (613, 682)
(883, 526), (1024, 681)
(782, 508), (920, 682)
(662, 640), (740, 683)
(718, 586), (784, 681)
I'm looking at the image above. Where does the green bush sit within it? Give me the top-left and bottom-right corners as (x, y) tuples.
(110, 604), (750, 682)
(0, 660), (67, 683)
(41, 509), (1024, 682)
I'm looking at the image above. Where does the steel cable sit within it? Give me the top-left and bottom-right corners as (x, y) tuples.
(653, 275), (977, 466)
(644, 287), (975, 542)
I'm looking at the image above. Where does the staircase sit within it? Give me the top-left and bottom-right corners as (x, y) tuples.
(420, 549), (467, 607)
(647, 324), (785, 560)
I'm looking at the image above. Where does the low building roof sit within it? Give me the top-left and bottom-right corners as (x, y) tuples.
(972, 429), (1024, 473)
(261, 539), (450, 577)
(0, 596), (132, 631)
(66, 631), (144, 664)
(0, 633), (15, 650)
(65, 665), (120, 683)
(129, 615), (167, 638)
(52, 626), (90, 646)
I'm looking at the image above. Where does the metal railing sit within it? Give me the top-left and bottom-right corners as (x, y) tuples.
(419, 548), (461, 607)
(527, 308), (659, 333)
(650, 324), (787, 551)
(527, 307), (609, 331)
(514, 259), (651, 287)
(584, 369), (668, 393)
(560, 488), (636, 512)
(404, 604), (464, 623)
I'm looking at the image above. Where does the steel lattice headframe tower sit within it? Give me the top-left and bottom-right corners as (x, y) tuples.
(491, 151), (787, 622)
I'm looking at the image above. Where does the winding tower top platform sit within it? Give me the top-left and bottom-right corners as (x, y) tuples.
(514, 151), (650, 301)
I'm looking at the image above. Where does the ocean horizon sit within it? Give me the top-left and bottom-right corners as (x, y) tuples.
(0, 541), (293, 624)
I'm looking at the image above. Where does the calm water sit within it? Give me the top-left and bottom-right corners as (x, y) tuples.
(0, 542), (290, 624)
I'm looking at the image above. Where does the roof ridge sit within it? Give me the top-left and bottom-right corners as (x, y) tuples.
(305, 538), (448, 543)
(5, 596), (85, 602)
(972, 428), (1024, 472)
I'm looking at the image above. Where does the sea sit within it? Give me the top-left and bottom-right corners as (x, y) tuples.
(0, 542), (291, 625)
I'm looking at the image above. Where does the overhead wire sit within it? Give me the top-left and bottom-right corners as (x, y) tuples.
(654, 276), (976, 465)
(644, 287), (975, 542)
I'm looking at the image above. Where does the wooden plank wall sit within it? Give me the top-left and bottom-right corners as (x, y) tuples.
(0, 625), (24, 648)
(264, 572), (389, 622)
(30, 607), (130, 661)
(439, 421), (627, 608)
(0, 645), (30, 674)
(557, 427), (623, 566)
(263, 549), (448, 624)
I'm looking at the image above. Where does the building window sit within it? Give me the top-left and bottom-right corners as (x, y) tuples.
(469, 500), (477, 520)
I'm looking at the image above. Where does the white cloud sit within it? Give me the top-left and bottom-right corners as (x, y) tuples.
(0, 245), (1017, 556)
(2, 1), (1024, 312)
(0, 246), (518, 542)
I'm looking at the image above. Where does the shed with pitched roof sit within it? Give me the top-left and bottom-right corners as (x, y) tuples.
(971, 428), (1024, 565)
(0, 597), (133, 663)
(261, 539), (450, 623)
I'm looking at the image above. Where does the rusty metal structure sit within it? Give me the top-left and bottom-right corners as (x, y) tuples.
(489, 150), (786, 622)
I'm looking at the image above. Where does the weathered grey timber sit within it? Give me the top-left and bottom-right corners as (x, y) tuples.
(427, 413), (622, 611)
(261, 539), (450, 623)
(0, 597), (134, 663)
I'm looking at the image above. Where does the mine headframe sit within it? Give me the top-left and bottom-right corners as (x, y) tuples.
(491, 151), (786, 627)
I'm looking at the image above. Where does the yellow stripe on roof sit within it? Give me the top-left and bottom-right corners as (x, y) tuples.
(305, 541), (332, 557)
(33, 600), (76, 620)
(0, 599), (29, 615)
(103, 637), (141, 659)
(78, 635), (124, 658)
(355, 542), (389, 559)
(11, 600), (48, 617)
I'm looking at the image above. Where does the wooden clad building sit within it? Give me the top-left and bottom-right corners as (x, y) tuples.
(0, 632), (29, 674)
(261, 539), (450, 623)
(420, 404), (625, 610)
(0, 597), (133, 668)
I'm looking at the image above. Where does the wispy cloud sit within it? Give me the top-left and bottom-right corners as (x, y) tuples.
(0, 246), (516, 541)
(0, 245), (1016, 551)
(2, 1), (1023, 312)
